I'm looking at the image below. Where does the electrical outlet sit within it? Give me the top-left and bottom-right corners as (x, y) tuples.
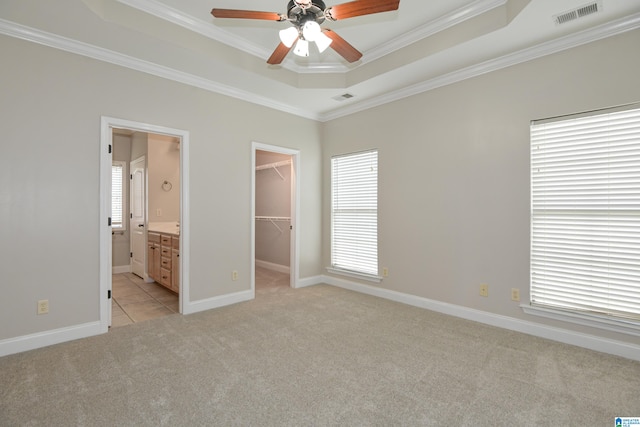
(479, 284), (489, 297)
(382, 267), (389, 277)
(511, 288), (520, 302)
(232, 270), (238, 281)
(156, 208), (162, 217)
(37, 299), (49, 315)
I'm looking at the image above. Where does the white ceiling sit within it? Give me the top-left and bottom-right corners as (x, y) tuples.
(2, 0), (640, 121)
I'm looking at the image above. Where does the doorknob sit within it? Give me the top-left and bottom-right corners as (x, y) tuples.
(138, 224), (145, 228)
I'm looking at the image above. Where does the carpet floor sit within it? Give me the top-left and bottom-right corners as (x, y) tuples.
(1, 276), (639, 426)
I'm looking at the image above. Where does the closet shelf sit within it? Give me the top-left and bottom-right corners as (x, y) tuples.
(255, 216), (290, 233)
(255, 159), (291, 180)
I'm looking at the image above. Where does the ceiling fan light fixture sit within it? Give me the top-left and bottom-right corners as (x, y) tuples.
(293, 39), (309, 57)
(279, 26), (299, 48)
(315, 31), (332, 53)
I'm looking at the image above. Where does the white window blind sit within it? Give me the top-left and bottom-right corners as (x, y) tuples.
(331, 150), (378, 276)
(111, 162), (125, 229)
(531, 105), (640, 321)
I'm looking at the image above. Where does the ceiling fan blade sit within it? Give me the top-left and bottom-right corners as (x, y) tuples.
(211, 8), (284, 21)
(326, 0), (399, 20)
(267, 41), (296, 65)
(323, 29), (362, 63)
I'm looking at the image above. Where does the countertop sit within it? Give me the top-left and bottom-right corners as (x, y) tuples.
(148, 222), (180, 236)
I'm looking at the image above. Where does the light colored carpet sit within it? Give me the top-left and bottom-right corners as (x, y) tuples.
(1, 274), (639, 426)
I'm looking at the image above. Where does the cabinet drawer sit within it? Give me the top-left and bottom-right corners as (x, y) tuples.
(160, 247), (171, 258)
(161, 235), (172, 246)
(148, 232), (160, 243)
(161, 256), (172, 269)
(160, 268), (171, 287)
(172, 236), (179, 250)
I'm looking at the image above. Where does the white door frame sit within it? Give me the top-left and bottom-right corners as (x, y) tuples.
(100, 116), (190, 332)
(251, 141), (301, 293)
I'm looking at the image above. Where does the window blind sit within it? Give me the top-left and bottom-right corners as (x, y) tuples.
(112, 162), (124, 229)
(331, 150), (378, 276)
(531, 105), (640, 321)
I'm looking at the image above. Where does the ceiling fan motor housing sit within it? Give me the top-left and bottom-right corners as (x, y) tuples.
(287, 0), (327, 26)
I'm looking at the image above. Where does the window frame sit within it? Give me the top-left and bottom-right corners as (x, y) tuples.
(328, 149), (381, 282)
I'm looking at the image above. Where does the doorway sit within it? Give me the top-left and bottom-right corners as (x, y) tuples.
(100, 117), (190, 332)
(251, 142), (300, 296)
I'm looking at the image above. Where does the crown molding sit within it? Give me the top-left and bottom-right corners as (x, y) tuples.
(363, 0), (505, 65)
(0, 18), (320, 121)
(319, 12), (640, 122)
(117, 0), (505, 74)
(1, 11), (639, 123)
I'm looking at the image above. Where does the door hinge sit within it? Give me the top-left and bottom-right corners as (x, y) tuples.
(107, 290), (112, 299)
(130, 213), (133, 219)
(108, 144), (112, 154)
(130, 252), (133, 258)
(130, 174), (133, 180)
(108, 217), (112, 226)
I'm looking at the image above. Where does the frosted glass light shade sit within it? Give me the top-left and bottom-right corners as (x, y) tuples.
(279, 27), (299, 48)
(302, 21), (321, 42)
(293, 39), (309, 57)
(315, 31), (332, 53)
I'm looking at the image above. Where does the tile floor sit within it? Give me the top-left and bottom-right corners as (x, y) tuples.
(111, 273), (179, 327)
(111, 267), (290, 328)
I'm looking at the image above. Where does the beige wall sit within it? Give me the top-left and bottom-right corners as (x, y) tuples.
(322, 29), (640, 345)
(148, 134), (180, 223)
(0, 34), (322, 340)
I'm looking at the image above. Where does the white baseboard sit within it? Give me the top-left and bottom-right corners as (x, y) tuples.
(112, 265), (131, 274)
(182, 290), (254, 315)
(296, 275), (324, 288)
(255, 259), (290, 274)
(321, 275), (640, 362)
(0, 321), (103, 357)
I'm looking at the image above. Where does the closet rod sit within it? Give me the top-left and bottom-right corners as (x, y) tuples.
(256, 160), (291, 180)
(255, 216), (290, 221)
(255, 159), (291, 171)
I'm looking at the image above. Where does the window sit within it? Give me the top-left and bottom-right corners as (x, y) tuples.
(111, 161), (126, 230)
(330, 150), (378, 278)
(530, 104), (640, 322)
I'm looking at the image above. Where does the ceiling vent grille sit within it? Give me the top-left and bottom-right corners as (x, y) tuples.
(554, 1), (601, 25)
(332, 93), (355, 102)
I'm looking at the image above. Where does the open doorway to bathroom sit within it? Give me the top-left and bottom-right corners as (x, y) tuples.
(110, 130), (181, 327)
(251, 142), (300, 297)
(100, 117), (189, 332)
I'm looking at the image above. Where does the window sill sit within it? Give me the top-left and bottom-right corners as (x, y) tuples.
(326, 267), (382, 284)
(521, 304), (640, 337)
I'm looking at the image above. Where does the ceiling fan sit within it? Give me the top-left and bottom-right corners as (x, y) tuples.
(211, 0), (400, 65)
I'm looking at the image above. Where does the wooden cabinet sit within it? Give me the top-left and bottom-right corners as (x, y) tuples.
(171, 236), (180, 293)
(147, 231), (179, 294)
(147, 232), (161, 283)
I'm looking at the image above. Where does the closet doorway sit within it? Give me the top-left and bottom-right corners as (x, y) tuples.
(251, 142), (300, 295)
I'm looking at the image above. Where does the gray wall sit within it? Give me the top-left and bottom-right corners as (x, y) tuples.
(0, 34), (322, 340)
(322, 29), (640, 346)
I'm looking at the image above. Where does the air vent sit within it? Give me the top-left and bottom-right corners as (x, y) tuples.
(554, 1), (601, 25)
(332, 93), (355, 102)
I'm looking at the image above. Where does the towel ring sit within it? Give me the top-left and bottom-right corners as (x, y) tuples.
(162, 180), (173, 192)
